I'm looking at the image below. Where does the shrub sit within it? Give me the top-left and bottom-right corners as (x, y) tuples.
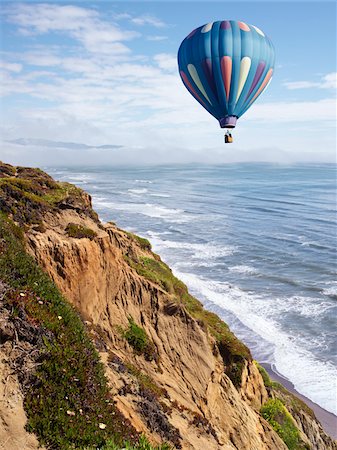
(124, 316), (148, 353)
(124, 362), (166, 399)
(261, 399), (301, 450)
(124, 317), (157, 362)
(65, 222), (97, 240)
(86, 434), (172, 449)
(254, 361), (272, 388)
(126, 232), (152, 251)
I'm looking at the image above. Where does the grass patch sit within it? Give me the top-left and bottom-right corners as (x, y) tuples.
(271, 382), (315, 420)
(41, 182), (83, 205)
(66, 223), (97, 240)
(260, 399), (305, 450)
(124, 255), (250, 387)
(124, 257), (174, 293)
(254, 361), (272, 388)
(0, 161), (16, 177)
(124, 362), (166, 399)
(0, 212), (137, 449)
(0, 163), (97, 225)
(86, 434), (172, 449)
(253, 360), (315, 420)
(126, 232), (152, 251)
(124, 317), (157, 362)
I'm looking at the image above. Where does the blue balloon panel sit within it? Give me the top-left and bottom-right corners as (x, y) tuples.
(178, 20), (275, 128)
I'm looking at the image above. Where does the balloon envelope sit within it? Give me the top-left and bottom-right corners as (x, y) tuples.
(177, 20), (275, 128)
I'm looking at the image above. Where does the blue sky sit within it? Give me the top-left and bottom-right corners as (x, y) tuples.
(0, 1), (336, 165)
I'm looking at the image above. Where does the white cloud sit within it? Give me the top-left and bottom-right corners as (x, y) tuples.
(245, 98), (336, 123)
(284, 81), (318, 89)
(0, 61), (22, 72)
(5, 3), (139, 55)
(131, 14), (166, 28)
(22, 50), (62, 67)
(153, 53), (177, 72)
(284, 72), (337, 90)
(6, 4), (98, 33)
(321, 73), (337, 89)
(147, 35), (168, 42)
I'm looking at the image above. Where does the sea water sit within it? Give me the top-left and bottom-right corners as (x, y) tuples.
(46, 163), (337, 416)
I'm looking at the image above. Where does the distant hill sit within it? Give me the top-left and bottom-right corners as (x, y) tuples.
(8, 138), (123, 150)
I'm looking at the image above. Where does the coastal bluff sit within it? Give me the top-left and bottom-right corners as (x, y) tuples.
(0, 162), (336, 450)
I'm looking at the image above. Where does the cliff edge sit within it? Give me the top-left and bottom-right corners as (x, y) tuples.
(0, 162), (335, 450)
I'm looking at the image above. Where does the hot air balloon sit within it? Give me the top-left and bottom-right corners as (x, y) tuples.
(177, 20), (275, 143)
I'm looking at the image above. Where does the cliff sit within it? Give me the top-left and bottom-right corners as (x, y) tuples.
(0, 162), (336, 450)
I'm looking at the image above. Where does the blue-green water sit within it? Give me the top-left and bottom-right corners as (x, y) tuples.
(46, 163), (337, 415)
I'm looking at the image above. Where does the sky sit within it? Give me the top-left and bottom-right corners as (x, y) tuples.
(0, 0), (336, 166)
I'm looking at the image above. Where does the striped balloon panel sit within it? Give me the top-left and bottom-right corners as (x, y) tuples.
(177, 20), (275, 125)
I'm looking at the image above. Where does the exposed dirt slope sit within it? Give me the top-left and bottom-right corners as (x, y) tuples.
(26, 207), (335, 450)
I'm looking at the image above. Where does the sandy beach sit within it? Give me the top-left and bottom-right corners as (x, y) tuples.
(262, 363), (337, 440)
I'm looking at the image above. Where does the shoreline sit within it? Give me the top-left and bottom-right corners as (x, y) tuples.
(261, 362), (337, 440)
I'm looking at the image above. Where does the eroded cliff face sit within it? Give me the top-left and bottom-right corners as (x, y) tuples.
(1, 163), (336, 450)
(24, 202), (333, 450)
(25, 208), (282, 450)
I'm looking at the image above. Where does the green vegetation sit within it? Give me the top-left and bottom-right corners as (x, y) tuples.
(0, 213), (137, 449)
(261, 399), (305, 450)
(271, 382), (315, 420)
(124, 256), (175, 293)
(253, 360), (315, 427)
(66, 222), (97, 240)
(126, 232), (152, 251)
(124, 362), (166, 399)
(124, 316), (157, 362)
(124, 254), (250, 387)
(0, 163), (98, 225)
(124, 316), (148, 353)
(86, 434), (171, 449)
(254, 361), (273, 388)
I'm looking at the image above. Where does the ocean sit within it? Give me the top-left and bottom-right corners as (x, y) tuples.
(46, 163), (337, 416)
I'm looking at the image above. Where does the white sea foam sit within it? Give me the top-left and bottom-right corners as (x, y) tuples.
(266, 295), (335, 318)
(127, 188), (148, 195)
(228, 265), (259, 275)
(322, 287), (337, 298)
(177, 260), (218, 269)
(147, 232), (236, 260)
(94, 200), (189, 223)
(171, 269), (337, 415)
(63, 174), (93, 183)
(135, 179), (152, 184)
(146, 230), (171, 236)
(322, 281), (337, 298)
(150, 193), (171, 198)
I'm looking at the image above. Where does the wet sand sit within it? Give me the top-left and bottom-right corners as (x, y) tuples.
(261, 363), (337, 440)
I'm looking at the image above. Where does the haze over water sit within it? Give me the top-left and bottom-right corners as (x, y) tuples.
(47, 163), (337, 416)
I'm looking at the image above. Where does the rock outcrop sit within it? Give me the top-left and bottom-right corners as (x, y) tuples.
(25, 209), (285, 449)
